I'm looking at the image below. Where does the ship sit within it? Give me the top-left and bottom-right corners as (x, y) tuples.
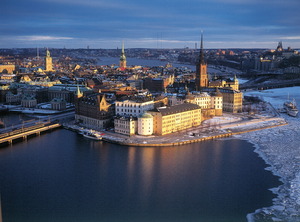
(82, 130), (102, 141)
(283, 99), (298, 117)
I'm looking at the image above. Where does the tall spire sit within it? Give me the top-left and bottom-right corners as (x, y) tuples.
(119, 41), (127, 70)
(200, 31), (205, 65)
(122, 41), (125, 54)
(195, 31), (208, 90)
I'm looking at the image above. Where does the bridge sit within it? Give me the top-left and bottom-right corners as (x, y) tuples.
(0, 123), (61, 145)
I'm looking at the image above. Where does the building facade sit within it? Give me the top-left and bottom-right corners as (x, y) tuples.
(137, 113), (154, 136)
(148, 103), (202, 136)
(114, 116), (137, 136)
(115, 98), (155, 117)
(75, 93), (114, 130)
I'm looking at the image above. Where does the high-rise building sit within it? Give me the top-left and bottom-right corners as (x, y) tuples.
(195, 33), (208, 91)
(119, 42), (127, 70)
(45, 49), (53, 71)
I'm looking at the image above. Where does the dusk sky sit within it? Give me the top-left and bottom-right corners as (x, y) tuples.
(2, 0), (300, 49)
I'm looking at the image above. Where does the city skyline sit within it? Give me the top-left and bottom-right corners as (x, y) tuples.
(2, 0), (300, 49)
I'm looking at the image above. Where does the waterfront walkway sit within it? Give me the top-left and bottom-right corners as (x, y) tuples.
(66, 111), (287, 147)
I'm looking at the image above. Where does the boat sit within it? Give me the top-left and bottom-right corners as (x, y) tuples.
(82, 130), (102, 141)
(283, 99), (298, 117)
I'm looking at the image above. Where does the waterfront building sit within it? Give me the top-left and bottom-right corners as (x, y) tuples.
(21, 94), (37, 108)
(115, 97), (155, 117)
(51, 98), (67, 111)
(114, 116), (137, 136)
(45, 49), (53, 72)
(148, 103), (201, 136)
(5, 91), (22, 104)
(75, 93), (114, 130)
(119, 42), (127, 70)
(137, 113), (154, 136)
(0, 84), (10, 103)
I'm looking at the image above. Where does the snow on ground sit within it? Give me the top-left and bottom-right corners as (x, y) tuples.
(242, 87), (300, 222)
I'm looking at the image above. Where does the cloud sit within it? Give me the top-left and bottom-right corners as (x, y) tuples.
(281, 36), (300, 40)
(16, 35), (74, 41)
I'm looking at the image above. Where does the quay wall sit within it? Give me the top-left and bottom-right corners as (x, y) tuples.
(102, 122), (288, 147)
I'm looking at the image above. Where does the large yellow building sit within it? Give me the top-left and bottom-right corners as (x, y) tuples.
(0, 65), (15, 74)
(148, 103), (201, 136)
(220, 89), (243, 113)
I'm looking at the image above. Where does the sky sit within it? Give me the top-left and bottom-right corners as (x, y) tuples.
(2, 0), (300, 49)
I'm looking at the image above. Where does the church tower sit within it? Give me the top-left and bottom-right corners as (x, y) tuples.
(195, 33), (208, 91)
(119, 42), (127, 70)
(45, 49), (53, 71)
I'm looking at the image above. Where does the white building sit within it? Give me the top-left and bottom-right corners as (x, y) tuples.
(138, 113), (153, 136)
(115, 99), (154, 117)
(114, 116), (137, 136)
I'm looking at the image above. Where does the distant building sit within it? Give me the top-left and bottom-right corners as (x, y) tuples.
(0, 65), (15, 74)
(45, 49), (53, 71)
(143, 75), (174, 92)
(48, 84), (91, 103)
(209, 75), (239, 91)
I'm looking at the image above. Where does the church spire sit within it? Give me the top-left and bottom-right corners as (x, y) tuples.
(195, 31), (208, 90)
(119, 41), (127, 70)
(199, 32), (205, 65)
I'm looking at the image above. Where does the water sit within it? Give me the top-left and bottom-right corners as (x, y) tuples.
(0, 129), (281, 222)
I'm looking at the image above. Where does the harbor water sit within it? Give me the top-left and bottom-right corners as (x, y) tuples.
(0, 128), (281, 222)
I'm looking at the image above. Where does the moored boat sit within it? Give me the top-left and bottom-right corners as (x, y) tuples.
(82, 130), (102, 141)
(283, 99), (298, 117)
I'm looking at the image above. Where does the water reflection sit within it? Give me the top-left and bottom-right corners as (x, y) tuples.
(0, 130), (281, 222)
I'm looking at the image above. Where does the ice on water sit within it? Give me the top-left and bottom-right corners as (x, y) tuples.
(243, 87), (300, 222)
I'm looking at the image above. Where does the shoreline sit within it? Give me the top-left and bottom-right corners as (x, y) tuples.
(101, 121), (288, 147)
(240, 116), (300, 222)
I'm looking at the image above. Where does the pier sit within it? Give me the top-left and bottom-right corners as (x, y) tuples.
(0, 123), (61, 145)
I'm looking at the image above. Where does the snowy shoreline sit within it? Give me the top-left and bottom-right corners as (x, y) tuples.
(241, 87), (300, 222)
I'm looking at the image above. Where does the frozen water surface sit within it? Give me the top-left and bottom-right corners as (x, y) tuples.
(244, 87), (300, 221)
